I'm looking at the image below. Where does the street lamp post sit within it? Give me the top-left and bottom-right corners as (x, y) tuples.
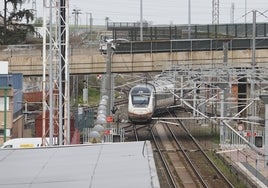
(140, 0), (143, 41)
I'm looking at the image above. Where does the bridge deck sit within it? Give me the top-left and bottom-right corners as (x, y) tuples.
(2, 48), (268, 76)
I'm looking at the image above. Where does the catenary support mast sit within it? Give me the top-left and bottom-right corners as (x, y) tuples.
(212, 0), (219, 24)
(42, 0), (70, 146)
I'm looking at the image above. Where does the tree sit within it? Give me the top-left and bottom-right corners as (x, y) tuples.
(0, 0), (34, 44)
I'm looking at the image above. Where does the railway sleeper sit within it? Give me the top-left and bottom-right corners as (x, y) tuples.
(153, 149), (179, 152)
(183, 149), (200, 152)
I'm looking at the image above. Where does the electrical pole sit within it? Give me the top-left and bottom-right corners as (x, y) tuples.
(212, 0), (219, 24)
(42, 0), (70, 146)
(72, 8), (81, 36)
(86, 12), (92, 36)
(90, 13), (93, 41)
(245, 0), (247, 23)
(86, 12), (89, 33)
(106, 42), (112, 128)
(188, 0), (191, 39)
(230, 3), (234, 24)
(249, 10), (256, 144)
(140, 0), (143, 41)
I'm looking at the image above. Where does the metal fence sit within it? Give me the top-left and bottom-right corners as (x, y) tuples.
(115, 37), (268, 54)
(110, 23), (268, 41)
(73, 107), (94, 131)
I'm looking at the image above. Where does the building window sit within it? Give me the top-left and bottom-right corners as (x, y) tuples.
(0, 129), (11, 136)
(0, 97), (9, 111)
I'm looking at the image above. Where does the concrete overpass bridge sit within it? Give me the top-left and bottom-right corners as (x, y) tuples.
(1, 39), (268, 76)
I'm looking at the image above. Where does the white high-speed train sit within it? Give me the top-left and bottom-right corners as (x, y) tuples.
(128, 73), (176, 123)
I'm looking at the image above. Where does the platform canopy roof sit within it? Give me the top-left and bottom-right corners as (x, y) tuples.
(0, 141), (160, 188)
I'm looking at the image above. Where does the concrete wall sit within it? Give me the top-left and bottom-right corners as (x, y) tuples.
(3, 49), (268, 76)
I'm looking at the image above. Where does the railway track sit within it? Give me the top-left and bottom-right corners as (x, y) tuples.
(151, 121), (201, 188)
(151, 125), (178, 188)
(123, 109), (249, 188)
(123, 123), (151, 141)
(150, 114), (235, 188)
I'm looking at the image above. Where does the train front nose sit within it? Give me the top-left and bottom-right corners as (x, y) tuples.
(133, 109), (148, 115)
(129, 109), (153, 122)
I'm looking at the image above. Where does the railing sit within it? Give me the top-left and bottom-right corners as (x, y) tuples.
(110, 23), (268, 41)
(115, 37), (268, 54)
(2, 37), (268, 59)
(107, 21), (149, 29)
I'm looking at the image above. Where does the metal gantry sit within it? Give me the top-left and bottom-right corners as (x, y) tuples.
(42, 0), (70, 146)
(159, 62), (268, 150)
(212, 0), (219, 24)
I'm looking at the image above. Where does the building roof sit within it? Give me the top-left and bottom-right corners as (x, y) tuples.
(0, 141), (160, 188)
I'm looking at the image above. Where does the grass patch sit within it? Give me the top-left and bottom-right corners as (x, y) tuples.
(76, 87), (100, 106)
(207, 151), (247, 188)
(88, 87), (101, 106)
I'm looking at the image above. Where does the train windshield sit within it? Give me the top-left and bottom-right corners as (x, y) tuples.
(132, 95), (150, 106)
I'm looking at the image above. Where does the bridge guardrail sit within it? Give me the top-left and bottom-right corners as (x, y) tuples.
(1, 38), (268, 58)
(115, 38), (268, 54)
(110, 23), (268, 40)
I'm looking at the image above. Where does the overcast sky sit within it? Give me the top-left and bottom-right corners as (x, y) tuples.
(22, 0), (268, 25)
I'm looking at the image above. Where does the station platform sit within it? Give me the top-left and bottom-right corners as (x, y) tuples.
(218, 146), (268, 187)
(0, 141), (160, 188)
